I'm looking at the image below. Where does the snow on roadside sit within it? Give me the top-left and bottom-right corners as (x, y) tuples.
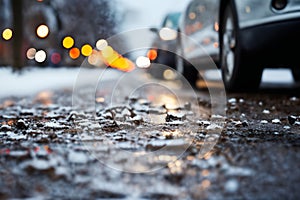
(0, 66), (122, 98)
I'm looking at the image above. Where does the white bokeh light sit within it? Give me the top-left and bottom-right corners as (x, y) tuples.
(159, 27), (178, 41)
(136, 56), (151, 68)
(36, 24), (49, 38)
(35, 50), (47, 63)
(96, 39), (108, 50)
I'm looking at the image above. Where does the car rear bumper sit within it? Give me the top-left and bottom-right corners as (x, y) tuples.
(239, 17), (300, 68)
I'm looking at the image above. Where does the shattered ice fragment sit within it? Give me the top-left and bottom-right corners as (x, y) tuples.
(23, 159), (53, 171)
(262, 109), (270, 114)
(242, 120), (249, 127)
(228, 98), (236, 104)
(0, 125), (12, 131)
(166, 112), (186, 122)
(206, 124), (223, 130)
(45, 121), (66, 129)
(288, 115), (297, 125)
(260, 120), (268, 124)
(20, 109), (35, 115)
(271, 119), (281, 124)
(68, 150), (88, 164)
(17, 119), (28, 129)
(225, 179), (239, 193)
(166, 120), (184, 125)
(7, 132), (26, 140)
(283, 126), (290, 129)
(197, 120), (211, 126)
(233, 120), (248, 127)
(9, 150), (29, 158)
(295, 121), (300, 126)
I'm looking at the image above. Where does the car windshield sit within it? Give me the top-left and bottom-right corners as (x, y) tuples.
(162, 12), (181, 29)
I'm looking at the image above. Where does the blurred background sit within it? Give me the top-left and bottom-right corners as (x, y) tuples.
(0, 0), (188, 69)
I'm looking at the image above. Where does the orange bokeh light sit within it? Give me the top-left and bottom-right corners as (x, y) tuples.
(69, 47), (80, 59)
(147, 49), (158, 61)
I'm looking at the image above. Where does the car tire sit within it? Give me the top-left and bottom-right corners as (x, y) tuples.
(291, 68), (300, 82)
(175, 36), (199, 88)
(220, 2), (262, 92)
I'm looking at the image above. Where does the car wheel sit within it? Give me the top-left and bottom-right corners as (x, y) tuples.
(291, 68), (300, 82)
(220, 2), (262, 92)
(175, 36), (199, 87)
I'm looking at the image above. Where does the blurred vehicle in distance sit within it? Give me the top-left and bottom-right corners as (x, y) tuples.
(147, 11), (181, 79)
(176, 0), (300, 91)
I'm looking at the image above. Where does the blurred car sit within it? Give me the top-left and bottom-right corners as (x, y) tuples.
(147, 11), (181, 79)
(176, 0), (300, 91)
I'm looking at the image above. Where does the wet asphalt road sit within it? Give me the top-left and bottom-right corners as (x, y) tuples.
(0, 69), (300, 200)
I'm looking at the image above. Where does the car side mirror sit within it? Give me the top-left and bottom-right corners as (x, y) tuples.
(149, 27), (158, 33)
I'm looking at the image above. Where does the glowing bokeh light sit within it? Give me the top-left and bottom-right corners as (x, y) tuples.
(51, 52), (61, 65)
(69, 47), (80, 59)
(62, 36), (74, 49)
(96, 39), (108, 50)
(111, 57), (135, 72)
(88, 50), (103, 66)
(2, 28), (13, 40)
(26, 48), (36, 60)
(105, 51), (119, 65)
(136, 56), (151, 68)
(35, 50), (47, 63)
(159, 27), (178, 41)
(147, 49), (158, 61)
(163, 69), (176, 80)
(101, 46), (114, 58)
(81, 44), (93, 57)
(36, 24), (49, 38)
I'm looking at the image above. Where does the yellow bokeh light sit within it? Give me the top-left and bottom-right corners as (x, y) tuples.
(2, 28), (13, 40)
(105, 51), (119, 65)
(163, 69), (176, 80)
(62, 36), (74, 49)
(36, 24), (49, 38)
(81, 44), (93, 57)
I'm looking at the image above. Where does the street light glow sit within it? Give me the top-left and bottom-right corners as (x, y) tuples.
(36, 24), (49, 39)
(2, 28), (13, 40)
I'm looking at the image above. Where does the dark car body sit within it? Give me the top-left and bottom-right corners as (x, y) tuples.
(148, 12), (181, 79)
(177, 0), (300, 91)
